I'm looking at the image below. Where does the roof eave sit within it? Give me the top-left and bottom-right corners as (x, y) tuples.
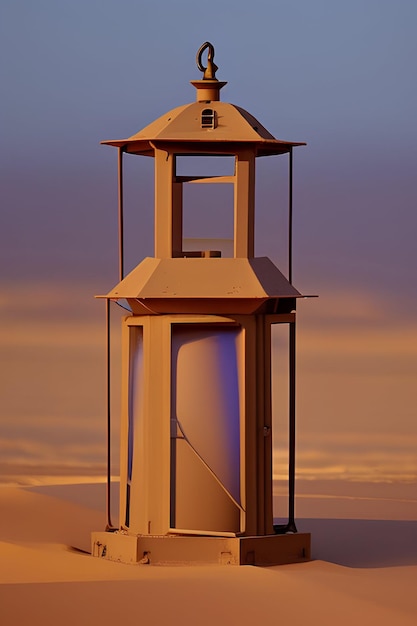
(101, 138), (306, 156)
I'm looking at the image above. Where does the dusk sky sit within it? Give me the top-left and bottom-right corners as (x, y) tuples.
(1, 1), (416, 499)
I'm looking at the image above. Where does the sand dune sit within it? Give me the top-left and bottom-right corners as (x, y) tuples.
(0, 484), (416, 626)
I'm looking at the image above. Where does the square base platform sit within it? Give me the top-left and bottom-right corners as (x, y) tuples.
(91, 531), (311, 566)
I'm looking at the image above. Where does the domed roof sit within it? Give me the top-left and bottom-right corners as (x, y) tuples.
(102, 43), (305, 157)
(102, 101), (304, 157)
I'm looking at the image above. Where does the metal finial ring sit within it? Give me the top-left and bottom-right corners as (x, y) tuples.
(196, 42), (214, 72)
(196, 42), (217, 79)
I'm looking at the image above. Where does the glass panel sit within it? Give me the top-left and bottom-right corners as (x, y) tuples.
(255, 153), (288, 263)
(271, 324), (289, 525)
(182, 182), (234, 251)
(176, 155), (235, 177)
(123, 153), (154, 270)
(125, 326), (143, 527)
(175, 155), (235, 256)
(171, 325), (241, 533)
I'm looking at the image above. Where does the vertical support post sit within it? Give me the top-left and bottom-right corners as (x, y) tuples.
(154, 148), (175, 258)
(288, 146), (296, 531)
(288, 147), (293, 285)
(287, 319), (297, 533)
(234, 150), (255, 258)
(146, 316), (172, 534)
(254, 315), (274, 536)
(243, 316), (258, 536)
(118, 147), (125, 281)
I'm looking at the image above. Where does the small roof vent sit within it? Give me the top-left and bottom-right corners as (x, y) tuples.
(201, 108), (216, 129)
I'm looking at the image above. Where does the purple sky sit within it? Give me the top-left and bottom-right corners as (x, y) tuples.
(1, 1), (416, 297)
(1, 0), (416, 487)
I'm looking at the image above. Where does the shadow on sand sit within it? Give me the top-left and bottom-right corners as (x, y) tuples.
(296, 518), (417, 568)
(28, 486), (417, 569)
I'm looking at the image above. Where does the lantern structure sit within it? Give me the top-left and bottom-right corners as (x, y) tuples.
(92, 43), (311, 565)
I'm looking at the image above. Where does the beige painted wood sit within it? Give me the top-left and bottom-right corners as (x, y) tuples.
(234, 150), (255, 258)
(116, 306), (301, 544)
(118, 313), (294, 539)
(94, 50), (310, 564)
(92, 531), (311, 566)
(101, 258), (302, 301)
(101, 101), (305, 156)
(146, 316), (171, 534)
(154, 148), (175, 258)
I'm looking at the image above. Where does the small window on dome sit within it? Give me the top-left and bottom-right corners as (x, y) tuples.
(201, 108), (216, 129)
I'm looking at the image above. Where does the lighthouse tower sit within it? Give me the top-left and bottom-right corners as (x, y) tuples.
(92, 43), (311, 565)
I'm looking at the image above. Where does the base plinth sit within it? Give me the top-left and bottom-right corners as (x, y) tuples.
(91, 531), (311, 566)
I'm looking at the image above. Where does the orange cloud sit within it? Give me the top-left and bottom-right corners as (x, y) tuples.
(0, 282), (416, 488)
